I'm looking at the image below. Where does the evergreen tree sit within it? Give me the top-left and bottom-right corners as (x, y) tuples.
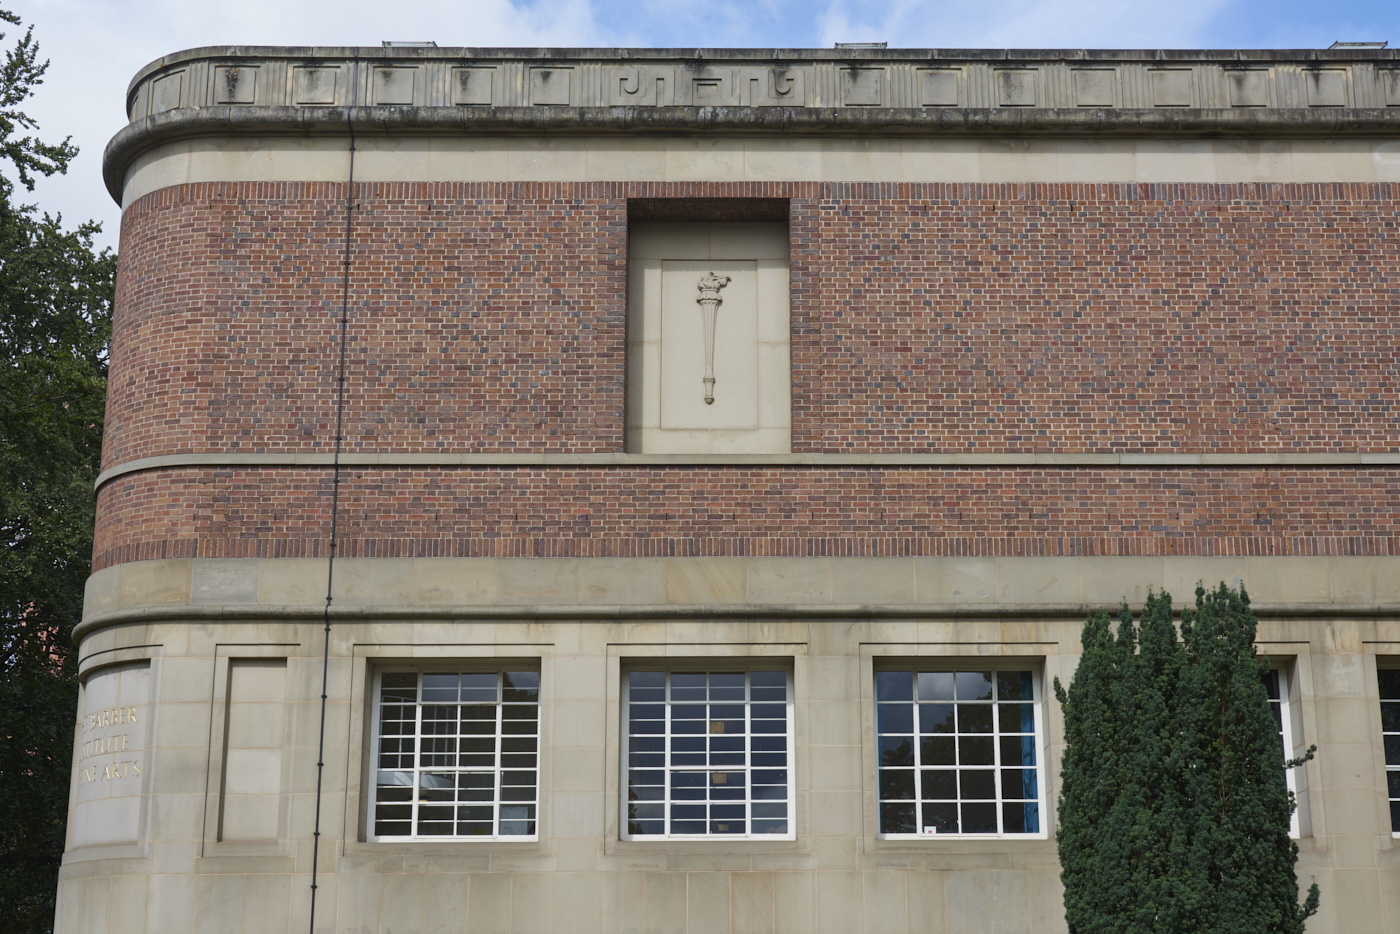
(0, 9), (115, 932)
(1055, 584), (1320, 933)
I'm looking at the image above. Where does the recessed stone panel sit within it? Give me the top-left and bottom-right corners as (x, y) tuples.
(660, 260), (759, 430)
(1227, 69), (1270, 107)
(452, 67), (494, 105)
(72, 662), (149, 848)
(214, 66), (256, 104)
(373, 67), (416, 105)
(1150, 69), (1193, 107)
(996, 70), (1036, 107)
(1306, 70), (1347, 107)
(1382, 69), (1400, 106)
(293, 66), (338, 105)
(1073, 69), (1115, 107)
(530, 67), (573, 105)
(150, 71), (184, 113)
(919, 69), (959, 107)
(841, 68), (883, 106)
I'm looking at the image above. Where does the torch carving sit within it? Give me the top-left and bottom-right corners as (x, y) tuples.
(695, 271), (731, 404)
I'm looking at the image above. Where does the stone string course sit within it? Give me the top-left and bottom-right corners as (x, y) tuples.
(107, 180), (1400, 476)
(91, 466), (1400, 570)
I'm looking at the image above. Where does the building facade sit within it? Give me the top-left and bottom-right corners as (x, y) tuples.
(61, 44), (1400, 933)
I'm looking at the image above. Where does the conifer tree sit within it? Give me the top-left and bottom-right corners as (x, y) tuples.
(1054, 584), (1320, 933)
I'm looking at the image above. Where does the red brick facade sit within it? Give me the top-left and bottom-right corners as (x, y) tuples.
(98, 180), (1400, 569)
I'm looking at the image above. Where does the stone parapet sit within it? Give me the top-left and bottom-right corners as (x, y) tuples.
(105, 46), (1400, 201)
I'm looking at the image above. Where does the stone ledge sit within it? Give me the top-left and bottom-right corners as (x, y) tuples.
(75, 554), (1400, 641)
(92, 450), (1400, 490)
(104, 104), (1400, 202)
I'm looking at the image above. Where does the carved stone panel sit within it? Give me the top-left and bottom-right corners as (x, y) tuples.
(996, 70), (1036, 107)
(628, 223), (790, 454)
(373, 67), (416, 105)
(530, 67), (572, 105)
(452, 68), (494, 105)
(1150, 69), (1193, 107)
(919, 69), (960, 107)
(1227, 69), (1270, 107)
(1306, 70), (1347, 107)
(740, 67), (805, 106)
(71, 662), (149, 848)
(680, 66), (739, 106)
(606, 67), (675, 106)
(293, 66), (338, 105)
(215, 66), (256, 104)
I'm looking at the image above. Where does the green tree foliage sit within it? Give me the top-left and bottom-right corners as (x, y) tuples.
(0, 8), (115, 931)
(1054, 585), (1321, 933)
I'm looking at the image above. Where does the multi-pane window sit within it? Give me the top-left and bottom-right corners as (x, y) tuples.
(1380, 668), (1400, 833)
(1262, 667), (1305, 837)
(876, 669), (1042, 837)
(623, 669), (793, 839)
(370, 670), (539, 840)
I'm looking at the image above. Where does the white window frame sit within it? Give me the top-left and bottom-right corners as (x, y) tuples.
(620, 667), (796, 842)
(874, 665), (1048, 840)
(1263, 663), (1307, 839)
(366, 668), (540, 843)
(1378, 663), (1400, 838)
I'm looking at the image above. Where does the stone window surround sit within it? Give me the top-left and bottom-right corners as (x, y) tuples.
(871, 662), (1049, 840)
(619, 664), (796, 841)
(366, 667), (542, 843)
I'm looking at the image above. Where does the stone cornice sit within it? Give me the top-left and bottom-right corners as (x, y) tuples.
(106, 46), (1400, 202)
(93, 451), (1400, 491)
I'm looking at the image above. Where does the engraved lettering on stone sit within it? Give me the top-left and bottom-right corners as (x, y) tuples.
(695, 272), (731, 404)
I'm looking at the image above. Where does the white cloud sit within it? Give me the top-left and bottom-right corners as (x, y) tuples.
(816, 0), (1236, 50)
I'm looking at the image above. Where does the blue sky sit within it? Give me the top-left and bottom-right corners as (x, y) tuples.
(10, 0), (1400, 249)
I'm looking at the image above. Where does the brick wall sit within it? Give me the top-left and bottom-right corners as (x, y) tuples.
(92, 466), (1400, 570)
(99, 180), (1400, 568)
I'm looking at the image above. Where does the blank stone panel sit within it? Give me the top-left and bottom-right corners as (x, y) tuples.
(452, 68), (494, 105)
(841, 68), (884, 106)
(996, 70), (1036, 107)
(1383, 69), (1400, 106)
(220, 659), (288, 841)
(293, 67), (338, 105)
(374, 68), (416, 105)
(214, 66), (256, 104)
(1227, 69), (1271, 107)
(72, 662), (150, 848)
(150, 72), (184, 113)
(1150, 69), (1193, 107)
(531, 68), (573, 105)
(1306, 70), (1347, 107)
(1073, 70), (1116, 107)
(919, 69), (960, 107)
